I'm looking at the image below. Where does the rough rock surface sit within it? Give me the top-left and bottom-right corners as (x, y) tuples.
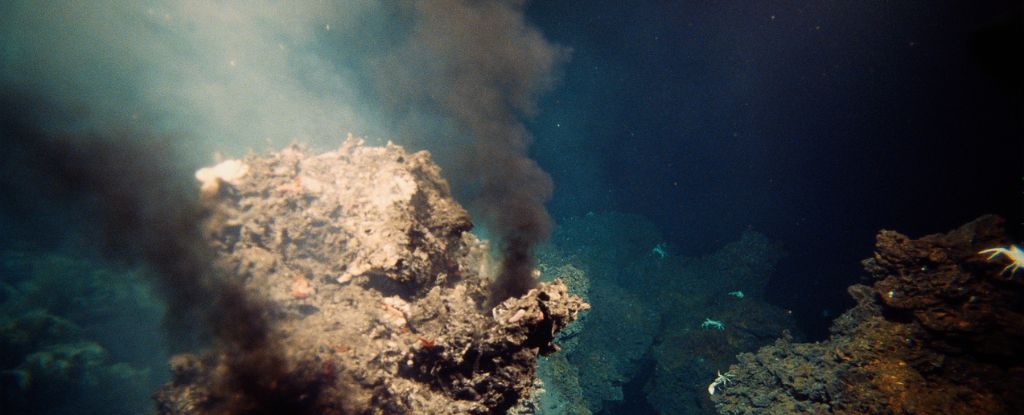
(534, 212), (792, 414)
(152, 138), (588, 414)
(0, 253), (163, 415)
(713, 215), (1024, 414)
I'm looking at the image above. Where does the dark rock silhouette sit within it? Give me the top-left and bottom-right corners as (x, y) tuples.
(714, 215), (1024, 414)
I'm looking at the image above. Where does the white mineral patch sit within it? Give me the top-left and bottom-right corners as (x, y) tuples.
(195, 159), (249, 193)
(508, 309), (527, 323)
(370, 171), (417, 210)
(301, 176), (324, 193)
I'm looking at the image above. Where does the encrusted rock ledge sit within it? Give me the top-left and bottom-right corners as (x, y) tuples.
(153, 137), (588, 414)
(712, 215), (1024, 415)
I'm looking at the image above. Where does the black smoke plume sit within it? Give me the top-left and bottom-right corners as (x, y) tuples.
(1, 0), (565, 310)
(1, 2), (566, 412)
(0, 93), (326, 414)
(370, 0), (568, 306)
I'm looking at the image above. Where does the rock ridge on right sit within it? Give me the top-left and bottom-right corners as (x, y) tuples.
(713, 215), (1024, 415)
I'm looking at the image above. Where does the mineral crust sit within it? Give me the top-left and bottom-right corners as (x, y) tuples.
(153, 137), (588, 414)
(713, 215), (1024, 415)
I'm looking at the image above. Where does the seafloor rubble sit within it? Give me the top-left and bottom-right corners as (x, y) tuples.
(713, 215), (1024, 414)
(0, 252), (164, 414)
(534, 212), (795, 414)
(152, 138), (588, 414)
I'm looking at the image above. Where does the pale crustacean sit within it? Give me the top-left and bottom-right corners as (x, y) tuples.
(707, 370), (734, 395)
(979, 244), (1024, 276)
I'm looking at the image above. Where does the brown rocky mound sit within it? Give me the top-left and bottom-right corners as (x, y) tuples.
(153, 137), (588, 414)
(713, 215), (1024, 414)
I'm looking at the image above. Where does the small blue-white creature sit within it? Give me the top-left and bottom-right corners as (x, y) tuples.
(701, 318), (725, 330)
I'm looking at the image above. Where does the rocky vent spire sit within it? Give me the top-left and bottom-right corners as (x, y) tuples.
(154, 137), (588, 414)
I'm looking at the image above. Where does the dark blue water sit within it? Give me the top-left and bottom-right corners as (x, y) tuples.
(1, 1), (1020, 414)
(524, 1), (1021, 413)
(527, 0), (1022, 338)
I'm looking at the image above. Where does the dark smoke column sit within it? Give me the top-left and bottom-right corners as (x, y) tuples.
(374, 0), (567, 306)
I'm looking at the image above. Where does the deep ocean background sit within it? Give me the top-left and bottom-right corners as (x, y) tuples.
(0, 1), (1021, 414)
(526, 0), (1023, 337)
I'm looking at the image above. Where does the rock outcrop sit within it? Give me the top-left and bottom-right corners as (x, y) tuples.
(713, 215), (1024, 414)
(153, 137), (588, 414)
